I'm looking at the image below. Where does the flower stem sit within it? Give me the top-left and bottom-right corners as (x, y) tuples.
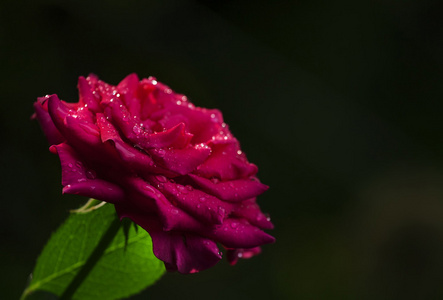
(59, 214), (121, 300)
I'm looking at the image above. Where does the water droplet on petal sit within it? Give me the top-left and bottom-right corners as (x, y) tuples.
(142, 184), (156, 194)
(156, 175), (167, 183)
(199, 197), (206, 202)
(86, 169), (96, 179)
(185, 185), (193, 191)
(218, 206), (226, 217)
(156, 149), (166, 157)
(197, 204), (201, 209)
(75, 161), (83, 168)
(171, 208), (179, 214)
(230, 221), (239, 229)
(68, 163), (73, 168)
(132, 125), (141, 134)
(180, 185), (191, 194)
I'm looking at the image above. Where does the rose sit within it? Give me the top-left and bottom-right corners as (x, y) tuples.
(34, 74), (274, 273)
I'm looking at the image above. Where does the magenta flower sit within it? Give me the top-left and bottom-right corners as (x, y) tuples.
(34, 74), (274, 273)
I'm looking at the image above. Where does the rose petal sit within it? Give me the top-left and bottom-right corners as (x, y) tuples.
(205, 218), (275, 248)
(188, 174), (268, 202)
(78, 76), (101, 112)
(116, 73), (142, 117)
(50, 143), (125, 203)
(33, 95), (65, 145)
(150, 143), (211, 175)
(157, 180), (229, 225)
(231, 198), (273, 230)
(196, 140), (258, 180)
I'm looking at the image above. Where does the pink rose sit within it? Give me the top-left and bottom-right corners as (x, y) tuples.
(34, 74), (274, 273)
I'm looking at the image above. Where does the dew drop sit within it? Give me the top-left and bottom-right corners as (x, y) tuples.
(142, 184), (156, 194)
(86, 169), (96, 179)
(218, 206), (226, 217)
(156, 149), (166, 157)
(197, 204), (201, 209)
(237, 150), (242, 155)
(237, 252), (243, 258)
(171, 208), (179, 214)
(230, 221), (239, 229)
(68, 163), (73, 168)
(132, 125), (141, 134)
(75, 161), (83, 168)
(177, 185), (189, 194)
(199, 197), (206, 202)
(156, 175), (167, 183)
(185, 185), (193, 191)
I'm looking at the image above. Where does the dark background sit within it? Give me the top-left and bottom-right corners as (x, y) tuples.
(2, 0), (443, 299)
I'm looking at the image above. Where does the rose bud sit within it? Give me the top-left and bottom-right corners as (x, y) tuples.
(34, 74), (274, 273)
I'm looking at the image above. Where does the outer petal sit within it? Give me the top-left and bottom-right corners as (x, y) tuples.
(33, 95), (65, 145)
(205, 218), (275, 248)
(50, 143), (125, 203)
(231, 198), (274, 230)
(196, 140), (258, 180)
(188, 174), (268, 202)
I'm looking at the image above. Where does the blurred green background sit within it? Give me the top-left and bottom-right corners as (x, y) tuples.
(2, 0), (443, 299)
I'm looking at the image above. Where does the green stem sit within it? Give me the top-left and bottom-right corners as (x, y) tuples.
(59, 214), (121, 300)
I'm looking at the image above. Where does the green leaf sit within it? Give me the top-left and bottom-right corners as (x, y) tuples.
(22, 200), (165, 300)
